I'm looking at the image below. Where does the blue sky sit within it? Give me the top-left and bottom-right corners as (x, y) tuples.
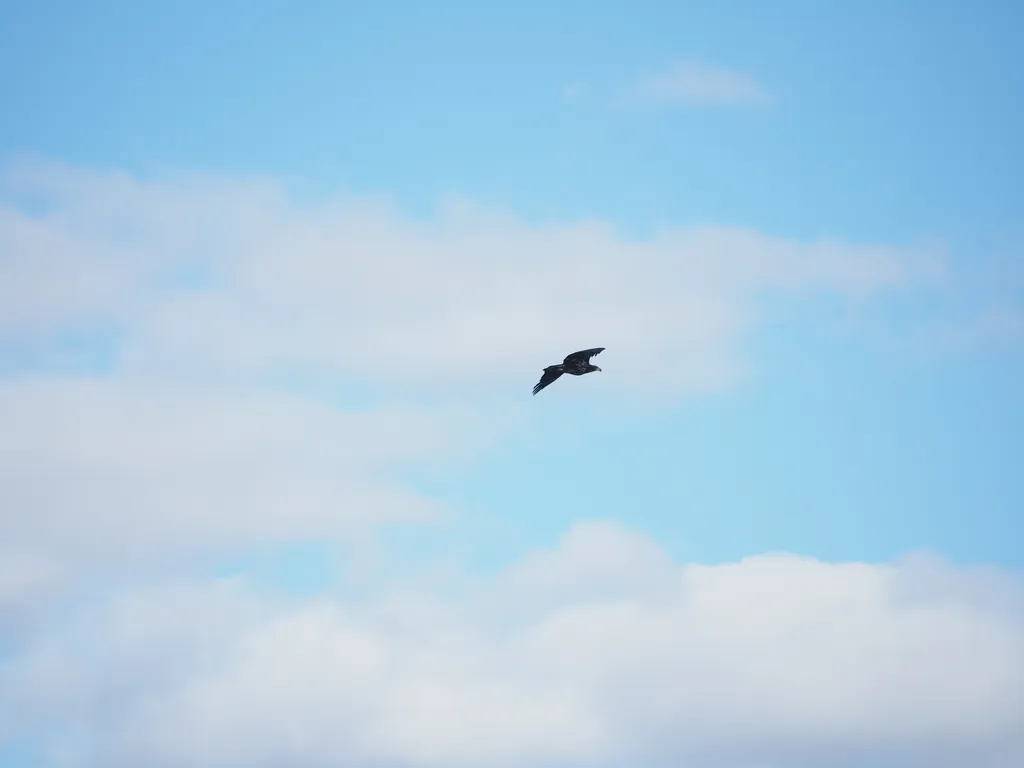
(1, 2), (1023, 767)
(4, 0), (1023, 238)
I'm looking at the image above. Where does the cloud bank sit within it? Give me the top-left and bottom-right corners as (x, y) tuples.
(2, 522), (1022, 767)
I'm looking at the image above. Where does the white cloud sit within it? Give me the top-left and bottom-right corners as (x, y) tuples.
(0, 376), (488, 568)
(0, 160), (940, 398)
(0, 158), (947, 578)
(1, 522), (1021, 767)
(632, 60), (774, 106)
(0, 160), (978, 765)
(0, 159), (945, 573)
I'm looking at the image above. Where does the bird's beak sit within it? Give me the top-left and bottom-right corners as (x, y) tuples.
(595, 366), (602, 372)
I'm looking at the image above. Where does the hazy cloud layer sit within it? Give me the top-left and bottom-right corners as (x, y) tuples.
(2, 522), (1022, 767)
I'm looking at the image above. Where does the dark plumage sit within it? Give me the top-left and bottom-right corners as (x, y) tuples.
(532, 347), (605, 395)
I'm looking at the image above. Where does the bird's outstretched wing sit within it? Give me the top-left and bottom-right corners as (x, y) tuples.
(533, 366), (564, 395)
(563, 347), (605, 366)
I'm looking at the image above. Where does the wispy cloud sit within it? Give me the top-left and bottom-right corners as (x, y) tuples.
(632, 60), (774, 106)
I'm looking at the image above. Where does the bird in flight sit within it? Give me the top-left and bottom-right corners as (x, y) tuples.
(532, 347), (605, 395)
